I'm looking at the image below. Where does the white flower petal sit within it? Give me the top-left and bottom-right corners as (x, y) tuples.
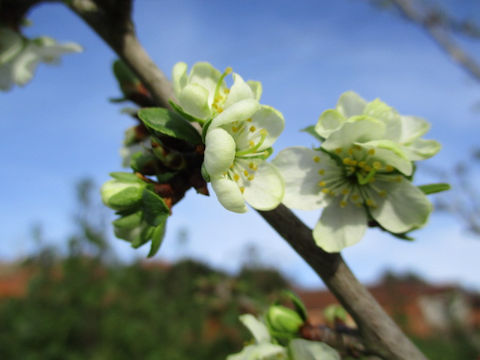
(239, 314), (271, 343)
(398, 115), (430, 144)
(247, 80), (262, 100)
(315, 109), (346, 139)
(224, 73), (255, 109)
(227, 343), (288, 360)
(313, 201), (367, 253)
(211, 177), (248, 213)
(402, 138), (441, 161)
(250, 105), (285, 149)
(370, 179), (432, 234)
(172, 61), (188, 97)
(289, 339), (341, 360)
(178, 83), (211, 119)
(336, 91), (367, 118)
(204, 127), (236, 175)
(10, 45), (39, 85)
(357, 140), (413, 176)
(321, 117), (385, 152)
(211, 99), (260, 128)
(243, 162), (284, 211)
(363, 99), (400, 140)
(188, 62), (222, 104)
(273, 147), (334, 210)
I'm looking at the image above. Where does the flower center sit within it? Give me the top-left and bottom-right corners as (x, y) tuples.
(313, 146), (403, 209)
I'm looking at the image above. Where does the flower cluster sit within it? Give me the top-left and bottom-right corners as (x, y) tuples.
(172, 62), (285, 213)
(0, 26), (82, 91)
(274, 91), (441, 252)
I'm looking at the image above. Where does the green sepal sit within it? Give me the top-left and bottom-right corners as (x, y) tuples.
(418, 183), (451, 195)
(112, 211), (143, 230)
(138, 107), (202, 145)
(323, 304), (347, 325)
(131, 225), (154, 249)
(156, 171), (177, 183)
(390, 231), (415, 242)
(113, 59), (141, 97)
(142, 189), (170, 226)
(148, 222), (167, 257)
(201, 163), (210, 182)
(201, 118), (213, 144)
(169, 100), (205, 124)
(109, 97), (128, 103)
(109, 172), (141, 183)
(283, 290), (308, 321)
(301, 125), (324, 142)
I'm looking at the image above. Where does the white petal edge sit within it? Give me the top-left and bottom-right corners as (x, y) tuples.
(172, 61), (188, 98)
(250, 105), (285, 149)
(313, 201), (367, 253)
(336, 91), (367, 118)
(211, 176), (248, 213)
(204, 127), (236, 176)
(369, 179), (432, 234)
(243, 162), (284, 211)
(224, 73), (255, 109)
(178, 83), (211, 120)
(239, 314), (271, 343)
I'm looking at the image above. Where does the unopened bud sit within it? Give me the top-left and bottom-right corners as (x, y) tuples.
(101, 179), (145, 211)
(266, 305), (304, 337)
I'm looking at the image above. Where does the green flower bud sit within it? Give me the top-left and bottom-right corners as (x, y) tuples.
(100, 179), (145, 211)
(266, 305), (304, 337)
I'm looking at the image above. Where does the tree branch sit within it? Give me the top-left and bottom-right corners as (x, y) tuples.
(12, 0), (427, 358)
(257, 205), (426, 360)
(389, 0), (480, 82)
(67, 0), (175, 108)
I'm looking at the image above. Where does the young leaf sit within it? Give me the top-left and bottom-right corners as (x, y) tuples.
(418, 183), (451, 195)
(142, 189), (170, 226)
(169, 100), (205, 124)
(283, 290), (308, 321)
(148, 221), (167, 257)
(109, 172), (141, 183)
(138, 107), (202, 145)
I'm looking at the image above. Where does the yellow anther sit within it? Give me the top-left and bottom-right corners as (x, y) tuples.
(321, 188), (330, 194)
(233, 174), (240, 181)
(342, 157), (352, 165)
(351, 194), (360, 201)
(366, 198), (375, 207)
(248, 162), (256, 170)
(350, 159), (358, 166)
(318, 169), (325, 175)
(212, 103), (219, 110)
(217, 107), (223, 113)
(232, 126), (238, 132)
(368, 149), (375, 155)
(373, 161), (382, 170)
(318, 181), (326, 187)
(243, 170), (249, 176)
(335, 148), (343, 154)
(249, 140), (255, 147)
(249, 126), (256, 132)
(364, 165), (372, 172)
(379, 190), (387, 197)
(260, 129), (268, 136)
(214, 95), (222, 103)
(385, 165), (394, 172)
(313, 156), (321, 163)
(341, 188), (350, 195)
(353, 145), (362, 150)
(246, 118), (252, 122)
(358, 161), (366, 168)
(225, 66), (233, 74)
(340, 200), (348, 208)
(223, 88), (230, 94)
(248, 175), (255, 181)
(396, 176), (403, 182)
(239, 186), (245, 194)
(348, 148), (354, 155)
(229, 163), (234, 169)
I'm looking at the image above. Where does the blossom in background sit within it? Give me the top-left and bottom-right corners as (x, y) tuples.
(0, 27), (82, 91)
(172, 61), (261, 121)
(274, 92), (440, 252)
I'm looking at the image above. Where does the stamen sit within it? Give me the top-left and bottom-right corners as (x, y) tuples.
(247, 175), (255, 181)
(224, 88), (230, 94)
(239, 186), (245, 194)
(233, 174), (240, 181)
(341, 188), (350, 195)
(385, 165), (394, 172)
(368, 149), (375, 155)
(313, 156), (321, 163)
(246, 118), (252, 122)
(243, 170), (249, 176)
(366, 198), (376, 207)
(373, 161), (382, 170)
(321, 188), (330, 194)
(318, 169), (325, 175)
(340, 200), (347, 208)
(249, 126), (256, 132)
(347, 148), (354, 155)
(318, 181), (326, 187)
(335, 148), (343, 154)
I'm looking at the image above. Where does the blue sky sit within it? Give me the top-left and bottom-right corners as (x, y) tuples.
(1, 0), (479, 289)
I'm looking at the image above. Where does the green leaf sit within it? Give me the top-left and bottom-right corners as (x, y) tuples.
(301, 125), (324, 142)
(169, 100), (205, 124)
(142, 189), (170, 226)
(109, 172), (140, 183)
(138, 107), (202, 145)
(130, 152), (156, 173)
(148, 222), (167, 257)
(418, 183), (451, 195)
(131, 225), (154, 248)
(113, 59), (141, 96)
